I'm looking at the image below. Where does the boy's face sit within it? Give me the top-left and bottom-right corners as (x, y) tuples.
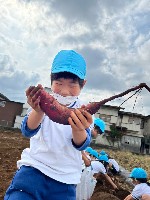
(91, 127), (102, 138)
(51, 78), (86, 97)
(91, 128), (98, 138)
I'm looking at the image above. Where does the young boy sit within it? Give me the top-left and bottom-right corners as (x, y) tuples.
(91, 118), (105, 138)
(124, 168), (150, 200)
(4, 50), (93, 200)
(90, 152), (118, 190)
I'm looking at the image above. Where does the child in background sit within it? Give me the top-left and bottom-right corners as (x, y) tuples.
(108, 155), (120, 175)
(99, 150), (120, 175)
(81, 147), (93, 169)
(99, 155), (110, 172)
(4, 50), (93, 200)
(91, 118), (106, 138)
(85, 146), (93, 155)
(124, 168), (150, 200)
(91, 152), (118, 190)
(90, 149), (99, 161)
(77, 149), (99, 200)
(76, 147), (94, 200)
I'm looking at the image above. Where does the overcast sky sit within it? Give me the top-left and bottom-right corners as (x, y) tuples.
(0, 0), (150, 115)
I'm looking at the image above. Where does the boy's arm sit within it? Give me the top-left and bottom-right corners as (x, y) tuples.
(124, 194), (134, 200)
(104, 174), (118, 190)
(27, 109), (44, 130)
(68, 109), (93, 147)
(71, 128), (91, 150)
(141, 194), (150, 200)
(21, 114), (41, 138)
(82, 151), (91, 167)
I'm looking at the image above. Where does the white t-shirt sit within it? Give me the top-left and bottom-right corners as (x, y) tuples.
(109, 159), (120, 172)
(17, 99), (92, 184)
(91, 160), (106, 175)
(132, 183), (150, 200)
(82, 159), (86, 171)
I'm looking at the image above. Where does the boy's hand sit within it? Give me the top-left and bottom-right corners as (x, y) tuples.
(69, 109), (93, 131)
(26, 84), (43, 113)
(25, 84), (44, 130)
(68, 109), (93, 146)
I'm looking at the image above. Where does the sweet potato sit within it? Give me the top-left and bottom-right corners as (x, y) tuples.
(37, 83), (150, 125)
(39, 89), (72, 125)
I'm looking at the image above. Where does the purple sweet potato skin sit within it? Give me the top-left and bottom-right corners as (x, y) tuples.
(39, 90), (101, 125)
(39, 90), (73, 125)
(35, 82), (150, 125)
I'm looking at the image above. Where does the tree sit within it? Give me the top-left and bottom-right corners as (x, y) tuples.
(107, 124), (127, 148)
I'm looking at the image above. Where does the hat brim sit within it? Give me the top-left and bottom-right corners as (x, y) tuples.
(52, 67), (85, 79)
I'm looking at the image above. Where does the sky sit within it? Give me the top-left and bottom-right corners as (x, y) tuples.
(0, 0), (150, 115)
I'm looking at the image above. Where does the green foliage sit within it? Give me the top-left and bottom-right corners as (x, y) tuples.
(107, 124), (127, 147)
(109, 124), (123, 140)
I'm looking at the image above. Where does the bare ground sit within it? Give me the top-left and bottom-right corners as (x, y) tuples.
(1, 127), (148, 200)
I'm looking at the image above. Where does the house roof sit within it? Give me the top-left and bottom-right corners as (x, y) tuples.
(144, 115), (150, 119)
(0, 93), (10, 101)
(92, 104), (124, 110)
(119, 110), (144, 118)
(102, 104), (124, 110)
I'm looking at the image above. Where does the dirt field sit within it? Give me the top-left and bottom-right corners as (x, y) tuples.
(0, 127), (150, 200)
(0, 127), (29, 199)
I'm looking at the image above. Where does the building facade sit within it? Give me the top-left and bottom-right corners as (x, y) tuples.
(0, 93), (23, 127)
(95, 105), (149, 154)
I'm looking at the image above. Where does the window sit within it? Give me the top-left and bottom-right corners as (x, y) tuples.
(99, 114), (111, 123)
(128, 117), (134, 124)
(128, 116), (140, 125)
(140, 119), (144, 129)
(134, 117), (140, 125)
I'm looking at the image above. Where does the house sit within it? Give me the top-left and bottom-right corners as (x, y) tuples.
(94, 106), (148, 154)
(118, 111), (144, 153)
(0, 93), (23, 127)
(14, 103), (30, 128)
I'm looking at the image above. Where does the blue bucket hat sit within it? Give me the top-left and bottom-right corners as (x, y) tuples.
(94, 118), (106, 133)
(129, 168), (147, 179)
(51, 50), (86, 79)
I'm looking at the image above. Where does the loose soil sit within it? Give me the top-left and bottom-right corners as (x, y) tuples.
(0, 127), (149, 200)
(0, 127), (29, 200)
(90, 174), (131, 200)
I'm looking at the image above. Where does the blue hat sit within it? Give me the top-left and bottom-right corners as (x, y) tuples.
(51, 50), (86, 79)
(85, 147), (93, 154)
(90, 150), (99, 159)
(94, 118), (106, 133)
(99, 155), (109, 162)
(99, 150), (108, 156)
(129, 168), (147, 179)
